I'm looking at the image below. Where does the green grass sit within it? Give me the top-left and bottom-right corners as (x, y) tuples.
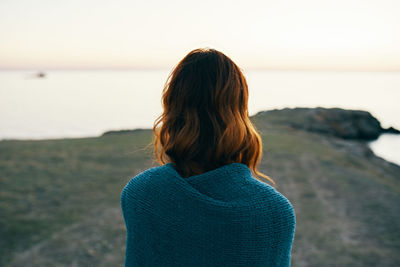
(0, 131), (154, 265)
(0, 121), (399, 266)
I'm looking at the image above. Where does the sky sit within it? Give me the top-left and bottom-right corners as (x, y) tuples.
(0, 0), (399, 71)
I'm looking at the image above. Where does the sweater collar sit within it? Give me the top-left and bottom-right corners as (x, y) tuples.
(164, 162), (254, 185)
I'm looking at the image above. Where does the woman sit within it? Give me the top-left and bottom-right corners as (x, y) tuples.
(121, 48), (296, 266)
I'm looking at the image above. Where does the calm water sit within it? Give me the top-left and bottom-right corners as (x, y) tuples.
(1, 70), (399, 165)
(368, 134), (400, 166)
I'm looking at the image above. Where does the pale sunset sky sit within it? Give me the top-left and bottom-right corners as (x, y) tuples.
(0, 0), (399, 71)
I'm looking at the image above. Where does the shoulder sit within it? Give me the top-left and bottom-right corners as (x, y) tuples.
(121, 164), (169, 202)
(250, 179), (296, 223)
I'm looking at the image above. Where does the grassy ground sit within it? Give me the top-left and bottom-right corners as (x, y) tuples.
(0, 116), (399, 266)
(0, 130), (154, 266)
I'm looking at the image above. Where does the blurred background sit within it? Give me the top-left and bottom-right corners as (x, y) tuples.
(0, 0), (399, 266)
(1, 0), (399, 163)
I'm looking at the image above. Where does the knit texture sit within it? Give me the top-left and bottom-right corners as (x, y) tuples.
(121, 162), (296, 267)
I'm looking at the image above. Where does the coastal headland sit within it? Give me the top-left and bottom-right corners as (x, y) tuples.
(1, 107), (399, 267)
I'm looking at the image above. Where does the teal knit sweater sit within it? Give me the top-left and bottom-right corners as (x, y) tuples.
(121, 162), (296, 266)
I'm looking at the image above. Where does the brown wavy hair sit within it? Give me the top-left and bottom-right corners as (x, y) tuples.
(153, 48), (274, 185)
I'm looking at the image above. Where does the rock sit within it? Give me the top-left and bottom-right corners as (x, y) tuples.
(254, 107), (399, 141)
(382, 126), (400, 134)
(101, 128), (149, 136)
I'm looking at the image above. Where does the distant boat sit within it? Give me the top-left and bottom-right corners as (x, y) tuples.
(36, 72), (46, 78)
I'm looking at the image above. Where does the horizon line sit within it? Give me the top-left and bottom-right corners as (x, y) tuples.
(0, 66), (399, 73)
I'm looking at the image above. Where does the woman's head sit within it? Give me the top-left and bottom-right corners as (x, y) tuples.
(153, 48), (274, 184)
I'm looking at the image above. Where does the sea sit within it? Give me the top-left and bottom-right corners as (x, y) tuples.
(0, 70), (399, 166)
